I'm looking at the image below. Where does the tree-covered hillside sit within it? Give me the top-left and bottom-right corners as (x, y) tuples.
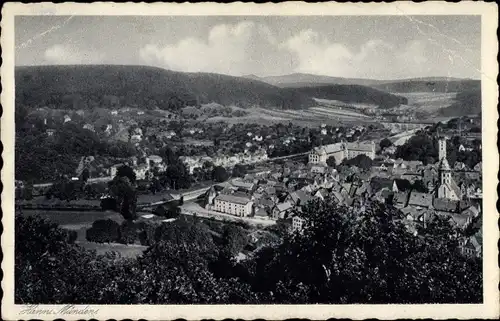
(15, 65), (315, 111)
(438, 90), (482, 117)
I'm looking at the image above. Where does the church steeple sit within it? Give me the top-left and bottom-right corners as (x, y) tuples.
(439, 158), (452, 185)
(438, 136), (447, 161)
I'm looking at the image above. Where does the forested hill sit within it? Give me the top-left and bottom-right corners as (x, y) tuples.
(287, 84), (408, 109)
(372, 79), (481, 93)
(438, 90), (482, 117)
(15, 65), (315, 110)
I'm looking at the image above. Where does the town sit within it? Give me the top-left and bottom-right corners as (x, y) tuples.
(15, 112), (483, 259)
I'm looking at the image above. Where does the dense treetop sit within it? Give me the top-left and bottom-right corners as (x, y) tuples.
(16, 198), (481, 304)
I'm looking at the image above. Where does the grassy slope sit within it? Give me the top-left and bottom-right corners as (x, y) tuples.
(285, 84), (408, 109)
(372, 79), (480, 93)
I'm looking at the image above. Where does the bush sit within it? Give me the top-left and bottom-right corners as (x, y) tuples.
(86, 219), (121, 243)
(118, 220), (139, 244)
(379, 138), (393, 150)
(153, 205), (167, 217)
(138, 220), (161, 246)
(66, 230), (78, 244)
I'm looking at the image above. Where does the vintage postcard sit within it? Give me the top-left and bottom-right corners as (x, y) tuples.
(1, 1), (499, 320)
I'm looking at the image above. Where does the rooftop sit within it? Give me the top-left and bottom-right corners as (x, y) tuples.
(408, 191), (433, 208)
(313, 142), (345, 155)
(346, 141), (375, 152)
(215, 193), (252, 205)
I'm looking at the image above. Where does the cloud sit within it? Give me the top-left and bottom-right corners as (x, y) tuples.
(44, 44), (105, 64)
(139, 21), (286, 76)
(138, 22), (467, 80)
(284, 30), (430, 79)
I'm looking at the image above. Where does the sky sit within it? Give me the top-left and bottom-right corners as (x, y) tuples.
(15, 15), (481, 80)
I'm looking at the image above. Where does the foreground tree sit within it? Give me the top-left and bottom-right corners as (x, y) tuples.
(212, 166), (229, 182)
(379, 138), (393, 150)
(342, 154), (373, 170)
(243, 199), (482, 304)
(326, 156), (337, 168)
(108, 170), (137, 220)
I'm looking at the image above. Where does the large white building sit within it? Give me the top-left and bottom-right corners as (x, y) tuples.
(346, 141), (376, 160)
(213, 194), (254, 217)
(309, 141), (376, 165)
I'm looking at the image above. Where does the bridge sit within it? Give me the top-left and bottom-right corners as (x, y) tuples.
(380, 121), (435, 133)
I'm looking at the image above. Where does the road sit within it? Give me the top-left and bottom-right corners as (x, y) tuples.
(266, 151), (309, 162)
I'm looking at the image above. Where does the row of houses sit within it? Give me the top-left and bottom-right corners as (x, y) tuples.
(179, 149), (268, 174)
(109, 155), (164, 180)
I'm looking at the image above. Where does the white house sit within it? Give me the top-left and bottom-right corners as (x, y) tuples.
(292, 215), (306, 232)
(213, 194), (253, 217)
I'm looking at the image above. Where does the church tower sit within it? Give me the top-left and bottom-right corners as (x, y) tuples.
(439, 158), (452, 186)
(438, 137), (447, 161)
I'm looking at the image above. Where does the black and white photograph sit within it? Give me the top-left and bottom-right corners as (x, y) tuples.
(2, 2), (498, 320)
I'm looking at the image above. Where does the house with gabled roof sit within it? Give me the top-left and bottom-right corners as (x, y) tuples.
(373, 187), (393, 204)
(314, 188), (330, 201)
(370, 177), (393, 193)
(448, 213), (473, 229)
(393, 191), (410, 208)
(392, 178), (412, 193)
(285, 190), (312, 207)
(355, 181), (372, 198)
(272, 202), (293, 220)
(330, 190), (346, 205)
(460, 234), (482, 258)
(433, 197), (459, 214)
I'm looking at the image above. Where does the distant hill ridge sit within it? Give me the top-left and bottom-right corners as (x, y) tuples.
(244, 72), (480, 93)
(16, 65), (412, 111)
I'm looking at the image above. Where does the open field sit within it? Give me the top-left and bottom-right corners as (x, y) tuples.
(313, 98), (377, 110)
(396, 92), (457, 113)
(206, 106), (374, 127)
(20, 210), (125, 230)
(18, 196), (102, 207)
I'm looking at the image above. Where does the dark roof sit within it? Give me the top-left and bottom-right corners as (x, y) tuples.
(315, 188), (329, 197)
(378, 188), (393, 200)
(215, 194), (252, 205)
(448, 178), (461, 199)
(433, 198), (459, 213)
(370, 177), (393, 192)
(408, 191), (433, 208)
(355, 182), (372, 196)
(289, 190), (312, 204)
(393, 191), (410, 206)
(393, 179), (412, 192)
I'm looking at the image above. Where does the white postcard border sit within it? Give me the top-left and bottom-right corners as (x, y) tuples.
(1, 2), (498, 320)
